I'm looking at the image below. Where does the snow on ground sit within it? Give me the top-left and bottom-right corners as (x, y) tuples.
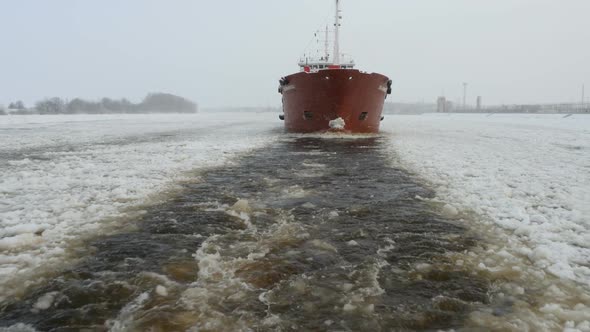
(382, 113), (590, 330)
(0, 113), (280, 303)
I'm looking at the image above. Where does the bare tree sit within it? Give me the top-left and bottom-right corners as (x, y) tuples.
(8, 101), (26, 110)
(29, 93), (197, 114)
(139, 93), (197, 113)
(35, 98), (66, 114)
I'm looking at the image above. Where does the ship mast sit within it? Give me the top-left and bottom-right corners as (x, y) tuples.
(333, 0), (341, 65)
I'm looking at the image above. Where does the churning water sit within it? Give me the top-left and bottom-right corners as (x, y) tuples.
(1, 136), (502, 331)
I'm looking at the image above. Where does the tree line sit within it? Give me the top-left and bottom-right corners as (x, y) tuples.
(0, 93), (197, 115)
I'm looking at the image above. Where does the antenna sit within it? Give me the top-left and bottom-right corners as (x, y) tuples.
(325, 25), (329, 61)
(333, 0), (341, 65)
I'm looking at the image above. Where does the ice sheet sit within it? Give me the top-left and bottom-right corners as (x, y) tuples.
(0, 113), (280, 302)
(383, 113), (590, 329)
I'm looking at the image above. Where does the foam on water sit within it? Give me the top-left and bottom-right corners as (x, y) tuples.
(0, 324), (37, 332)
(179, 204), (311, 330)
(100, 196), (313, 330)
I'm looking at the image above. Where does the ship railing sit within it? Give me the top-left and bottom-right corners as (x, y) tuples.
(298, 55), (355, 67)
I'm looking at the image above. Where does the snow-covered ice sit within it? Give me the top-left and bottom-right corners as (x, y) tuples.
(0, 113), (280, 302)
(383, 113), (590, 329)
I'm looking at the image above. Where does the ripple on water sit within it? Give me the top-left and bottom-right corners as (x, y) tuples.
(1, 136), (499, 331)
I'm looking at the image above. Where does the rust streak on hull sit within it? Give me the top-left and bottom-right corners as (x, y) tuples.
(280, 69), (390, 134)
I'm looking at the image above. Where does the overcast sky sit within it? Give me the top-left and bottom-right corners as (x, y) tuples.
(1, 0), (589, 108)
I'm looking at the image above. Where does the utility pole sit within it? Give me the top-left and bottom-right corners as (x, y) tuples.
(582, 84), (585, 105)
(463, 82), (468, 110)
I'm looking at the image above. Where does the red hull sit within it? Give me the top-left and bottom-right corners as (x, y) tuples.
(279, 69), (391, 133)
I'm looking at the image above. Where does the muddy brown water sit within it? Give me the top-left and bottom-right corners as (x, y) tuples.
(0, 136), (500, 331)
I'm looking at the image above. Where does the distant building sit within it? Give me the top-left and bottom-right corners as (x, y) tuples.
(437, 97), (453, 113)
(446, 101), (453, 112)
(437, 97), (447, 112)
(476, 96), (482, 110)
(382, 102), (436, 114)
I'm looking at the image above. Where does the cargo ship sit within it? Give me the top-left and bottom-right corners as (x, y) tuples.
(278, 0), (392, 133)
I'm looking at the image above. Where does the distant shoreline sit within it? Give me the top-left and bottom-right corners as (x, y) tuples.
(0, 92), (198, 115)
(0, 111), (197, 116)
(3, 109), (589, 116)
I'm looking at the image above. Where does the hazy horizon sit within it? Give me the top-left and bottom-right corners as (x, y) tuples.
(1, 0), (589, 108)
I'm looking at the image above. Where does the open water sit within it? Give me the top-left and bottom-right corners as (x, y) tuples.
(0, 136), (501, 331)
